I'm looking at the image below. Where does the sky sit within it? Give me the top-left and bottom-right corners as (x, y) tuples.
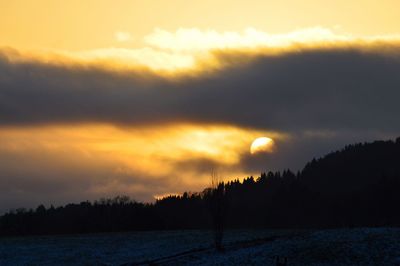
(1, 0), (400, 212)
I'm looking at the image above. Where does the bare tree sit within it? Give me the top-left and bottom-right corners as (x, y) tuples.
(207, 169), (227, 252)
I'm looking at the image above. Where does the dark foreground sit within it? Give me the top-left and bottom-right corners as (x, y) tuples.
(1, 228), (399, 265)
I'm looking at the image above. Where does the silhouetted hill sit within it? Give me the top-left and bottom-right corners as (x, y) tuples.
(302, 138), (400, 195)
(1, 138), (400, 236)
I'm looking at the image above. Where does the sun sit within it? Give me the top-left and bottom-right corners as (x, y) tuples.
(250, 137), (274, 154)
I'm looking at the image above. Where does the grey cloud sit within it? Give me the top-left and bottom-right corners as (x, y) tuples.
(1, 45), (400, 132)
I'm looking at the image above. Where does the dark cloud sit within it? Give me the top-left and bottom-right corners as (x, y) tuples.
(1, 45), (400, 132)
(171, 158), (222, 174)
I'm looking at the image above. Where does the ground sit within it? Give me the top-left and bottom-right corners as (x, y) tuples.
(1, 228), (400, 265)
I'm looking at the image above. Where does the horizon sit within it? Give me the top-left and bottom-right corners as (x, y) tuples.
(1, 0), (400, 213)
(1, 133), (398, 215)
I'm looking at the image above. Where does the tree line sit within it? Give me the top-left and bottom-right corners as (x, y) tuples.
(1, 138), (400, 236)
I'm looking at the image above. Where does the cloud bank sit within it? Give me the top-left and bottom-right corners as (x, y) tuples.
(1, 44), (400, 132)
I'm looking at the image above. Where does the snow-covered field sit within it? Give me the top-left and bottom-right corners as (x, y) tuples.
(1, 228), (400, 265)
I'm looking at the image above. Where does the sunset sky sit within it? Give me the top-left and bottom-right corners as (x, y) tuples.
(1, 0), (400, 212)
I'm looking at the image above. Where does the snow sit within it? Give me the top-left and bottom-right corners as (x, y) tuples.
(1, 228), (400, 265)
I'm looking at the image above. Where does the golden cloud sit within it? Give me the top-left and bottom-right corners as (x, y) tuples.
(3, 27), (400, 74)
(0, 123), (286, 201)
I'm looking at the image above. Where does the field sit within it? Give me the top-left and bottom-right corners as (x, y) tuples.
(1, 228), (400, 265)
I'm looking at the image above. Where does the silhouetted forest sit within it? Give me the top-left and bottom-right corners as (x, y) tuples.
(1, 138), (400, 236)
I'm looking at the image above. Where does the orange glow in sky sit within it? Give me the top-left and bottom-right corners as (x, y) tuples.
(1, 1), (400, 71)
(1, 0), (400, 207)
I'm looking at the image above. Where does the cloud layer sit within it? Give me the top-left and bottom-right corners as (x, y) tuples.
(1, 44), (400, 132)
